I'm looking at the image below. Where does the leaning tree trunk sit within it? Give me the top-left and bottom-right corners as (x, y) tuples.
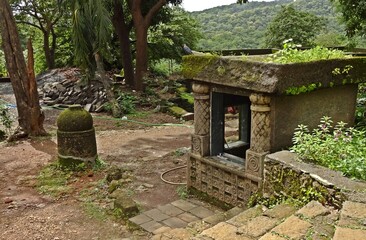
(94, 52), (122, 118)
(0, 0), (46, 141)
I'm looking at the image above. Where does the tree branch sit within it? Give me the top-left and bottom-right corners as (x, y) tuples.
(145, 0), (166, 26)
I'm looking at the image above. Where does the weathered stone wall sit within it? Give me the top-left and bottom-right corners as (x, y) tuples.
(263, 151), (366, 209)
(187, 154), (260, 207)
(270, 84), (358, 152)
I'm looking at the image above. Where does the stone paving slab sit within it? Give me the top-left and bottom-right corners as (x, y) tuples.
(189, 206), (215, 219)
(238, 215), (278, 238)
(200, 222), (251, 240)
(271, 215), (312, 239)
(259, 233), (287, 240)
(129, 199), (217, 233)
(158, 204), (184, 217)
(162, 217), (188, 228)
(171, 199), (197, 211)
(144, 208), (170, 222)
(129, 213), (152, 225)
(333, 226), (366, 240)
(296, 200), (330, 219)
(140, 220), (163, 232)
(341, 201), (366, 219)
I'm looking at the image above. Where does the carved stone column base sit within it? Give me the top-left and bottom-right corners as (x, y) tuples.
(191, 134), (210, 157)
(245, 149), (267, 180)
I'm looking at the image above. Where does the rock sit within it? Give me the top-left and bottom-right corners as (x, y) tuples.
(106, 166), (124, 183)
(143, 183), (154, 188)
(113, 189), (139, 217)
(109, 180), (122, 193)
(4, 197), (13, 204)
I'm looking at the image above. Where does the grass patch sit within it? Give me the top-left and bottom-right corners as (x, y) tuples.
(37, 162), (73, 197)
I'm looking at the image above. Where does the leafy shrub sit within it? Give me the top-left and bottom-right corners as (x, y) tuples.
(0, 104), (13, 139)
(266, 41), (347, 64)
(356, 83), (366, 127)
(116, 92), (137, 114)
(291, 116), (366, 181)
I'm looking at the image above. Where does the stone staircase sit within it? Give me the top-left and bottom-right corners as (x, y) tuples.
(146, 200), (366, 240)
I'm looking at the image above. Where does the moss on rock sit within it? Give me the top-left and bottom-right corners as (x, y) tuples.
(182, 55), (219, 79)
(57, 105), (93, 131)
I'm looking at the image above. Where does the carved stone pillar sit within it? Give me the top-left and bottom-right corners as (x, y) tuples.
(246, 93), (271, 180)
(191, 83), (210, 156)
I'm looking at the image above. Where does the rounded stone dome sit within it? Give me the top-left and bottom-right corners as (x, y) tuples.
(57, 105), (93, 131)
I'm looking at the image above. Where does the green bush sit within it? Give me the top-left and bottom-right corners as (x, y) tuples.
(266, 42), (347, 64)
(291, 116), (366, 181)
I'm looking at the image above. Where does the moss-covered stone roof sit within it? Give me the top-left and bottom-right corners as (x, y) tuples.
(182, 55), (366, 95)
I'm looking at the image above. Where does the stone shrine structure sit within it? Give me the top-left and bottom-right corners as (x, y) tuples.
(183, 53), (366, 206)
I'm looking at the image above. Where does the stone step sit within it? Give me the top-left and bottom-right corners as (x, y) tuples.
(145, 200), (366, 240)
(333, 201), (366, 240)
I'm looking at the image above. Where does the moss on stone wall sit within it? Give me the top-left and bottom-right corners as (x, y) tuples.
(254, 162), (346, 209)
(182, 55), (219, 79)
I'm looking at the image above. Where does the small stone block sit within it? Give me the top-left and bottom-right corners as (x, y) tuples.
(296, 201), (330, 219)
(177, 212), (200, 223)
(140, 220), (164, 233)
(341, 201), (366, 219)
(333, 226), (366, 240)
(189, 206), (215, 219)
(113, 191), (139, 217)
(271, 215), (312, 239)
(129, 214), (152, 225)
(263, 204), (297, 219)
(203, 213), (226, 225)
(227, 205), (263, 227)
(171, 199), (197, 211)
(152, 226), (172, 235)
(158, 204), (184, 217)
(162, 217), (188, 228)
(162, 228), (193, 239)
(225, 207), (244, 219)
(201, 222), (251, 240)
(144, 208), (170, 222)
(259, 233), (287, 240)
(238, 216), (278, 238)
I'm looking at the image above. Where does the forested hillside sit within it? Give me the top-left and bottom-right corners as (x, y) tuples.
(190, 0), (347, 50)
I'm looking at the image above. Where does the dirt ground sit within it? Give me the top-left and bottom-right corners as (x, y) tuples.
(0, 95), (194, 240)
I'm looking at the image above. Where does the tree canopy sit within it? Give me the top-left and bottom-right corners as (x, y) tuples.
(264, 5), (325, 48)
(330, 0), (366, 37)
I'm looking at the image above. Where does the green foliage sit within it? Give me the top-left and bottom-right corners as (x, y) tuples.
(106, 92), (136, 115)
(192, 0), (350, 50)
(330, 0), (366, 37)
(264, 5), (325, 48)
(148, 7), (202, 63)
(150, 59), (181, 77)
(266, 43), (347, 64)
(291, 116), (366, 181)
(0, 103), (13, 137)
(0, 49), (7, 77)
(356, 83), (366, 127)
(176, 186), (188, 199)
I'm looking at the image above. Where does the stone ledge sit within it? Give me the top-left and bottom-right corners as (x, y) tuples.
(265, 150), (366, 204)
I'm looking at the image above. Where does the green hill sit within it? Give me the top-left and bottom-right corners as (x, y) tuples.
(190, 0), (346, 50)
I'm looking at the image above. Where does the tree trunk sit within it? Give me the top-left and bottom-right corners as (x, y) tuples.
(129, 0), (166, 92)
(112, 0), (135, 88)
(134, 24), (148, 91)
(0, 0), (46, 141)
(94, 52), (122, 118)
(43, 30), (55, 69)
